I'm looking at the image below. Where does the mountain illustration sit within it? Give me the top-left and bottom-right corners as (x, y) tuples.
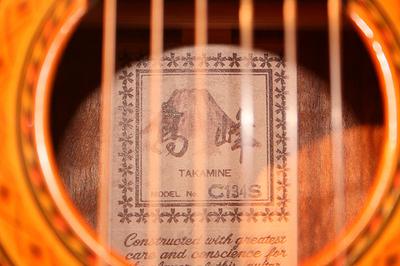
(143, 89), (260, 160)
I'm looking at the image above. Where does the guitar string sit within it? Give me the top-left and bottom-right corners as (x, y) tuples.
(283, 0), (298, 263)
(239, 1), (254, 264)
(147, 0), (164, 262)
(193, 0), (208, 264)
(98, 0), (116, 262)
(328, 0), (346, 263)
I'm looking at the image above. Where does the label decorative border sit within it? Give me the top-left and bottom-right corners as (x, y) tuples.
(116, 51), (289, 223)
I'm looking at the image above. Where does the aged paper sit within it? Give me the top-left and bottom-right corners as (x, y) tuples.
(110, 45), (297, 265)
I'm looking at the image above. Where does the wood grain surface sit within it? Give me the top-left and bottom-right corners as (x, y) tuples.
(50, 3), (384, 261)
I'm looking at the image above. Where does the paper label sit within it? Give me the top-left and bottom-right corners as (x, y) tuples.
(110, 46), (297, 266)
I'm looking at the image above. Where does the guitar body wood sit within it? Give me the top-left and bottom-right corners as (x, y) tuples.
(0, 0), (399, 265)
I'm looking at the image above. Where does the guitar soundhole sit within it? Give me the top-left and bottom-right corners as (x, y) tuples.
(50, 0), (383, 262)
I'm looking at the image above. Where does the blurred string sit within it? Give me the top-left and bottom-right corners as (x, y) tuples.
(193, 0), (208, 264)
(328, 0), (346, 263)
(239, 0), (254, 264)
(283, 0), (298, 263)
(98, 0), (116, 263)
(147, 0), (164, 263)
